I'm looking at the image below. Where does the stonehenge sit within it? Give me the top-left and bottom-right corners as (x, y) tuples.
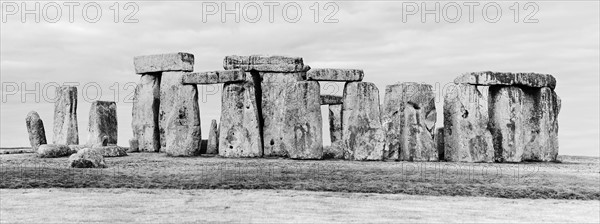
(87, 101), (117, 146)
(206, 119), (219, 154)
(26, 111), (47, 151)
(132, 74), (160, 152)
(53, 86), (79, 145)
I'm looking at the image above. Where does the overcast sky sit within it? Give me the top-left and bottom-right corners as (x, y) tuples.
(1, 1), (598, 156)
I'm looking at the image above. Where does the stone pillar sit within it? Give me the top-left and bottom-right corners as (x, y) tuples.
(87, 101), (117, 146)
(132, 74), (160, 152)
(219, 82), (263, 157)
(26, 111), (47, 151)
(207, 119), (219, 154)
(436, 127), (444, 160)
(324, 104), (344, 159)
(342, 82), (385, 161)
(443, 84), (495, 162)
(535, 87), (560, 161)
(283, 81), (323, 159)
(382, 83), (437, 161)
(53, 86), (79, 145)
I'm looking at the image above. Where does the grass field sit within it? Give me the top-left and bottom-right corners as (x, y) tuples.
(1, 153), (598, 200)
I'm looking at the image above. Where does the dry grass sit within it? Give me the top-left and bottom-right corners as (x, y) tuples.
(1, 153), (598, 200)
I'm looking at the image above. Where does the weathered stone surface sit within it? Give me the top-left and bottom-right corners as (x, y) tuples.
(283, 81), (323, 159)
(53, 86), (79, 145)
(161, 72), (202, 156)
(382, 83), (437, 161)
(454, 71), (556, 89)
(87, 101), (117, 146)
(307, 68), (364, 82)
(219, 82), (263, 157)
(69, 148), (106, 168)
(128, 138), (139, 153)
(68, 145), (86, 153)
(134, 52), (194, 74)
(26, 111), (47, 151)
(443, 84), (494, 162)
(320, 94), (343, 105)
(224, 55), (309, 72)
(261, 72), (306, 157)
(342, 82), (385, 161)
(436, 127), (444, 160)
(206, 119), (219, 154)
(325, 104), (344, 159)
(94, 146), (128, 157)
(534, 87), (560, 161)
(132, 74), (160, 152)
(182, 69), (247, 84)
(38, 144), (72, 158)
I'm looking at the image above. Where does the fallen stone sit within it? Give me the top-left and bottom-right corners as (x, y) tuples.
(454, 71), (556, 89)
(182, 69), (247, 84)
(443, 84), (494, 162)
(69, 148), (106, 168)
(320, 95), (343, 105)
(128, 138), (139, 153)
(219, 82), (263, 157)
(161, 72), (202, 156)
(93, 145), (128, 157)
(283, 81), (323, 159)
(223, 55), (309, 72)
(132, 74), (161, 152)
(307, 68), (364, 82)
(342, 82), (385, 161)
(68, 145), (86, 153)
(381, 83), (437, 161)
(26, 111), (47, 151)
(53, 86), (79, 145)
(38, 144), (72, 158)
(87, 101), (117, 146)
(436, 127), (444, 160)
(134, 52), (194, 74)
(206, 119), (219, 154)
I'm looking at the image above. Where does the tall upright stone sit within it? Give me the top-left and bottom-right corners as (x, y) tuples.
(342, 82), (385, 161)
(325, 104), (344, 159)
(382, 83), (437, 161)
(53, 86), (78, 145)
(207, 119), (219, 154)
(219, 82), (263, 157)
(26, 111), (47, 151)
(160, 72), (201, 156)
(436, 127), (444, 160)
(87, 101), (117, 146)
(283, 81), (323, 159)
(534, 87), (560, 161)
(132, 74), (160, 152)
(443, 84), (494, 162)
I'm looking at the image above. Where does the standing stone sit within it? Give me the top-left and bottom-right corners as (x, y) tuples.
(87, 101), (117, 146)
(342, 82), (385, 161)
(128, 138), (139, 153)
(132, 74), (161, 152)
(534, 87), (560, 161)
(161, 72), (202, 156)
(382, 83), (437, 161)
(206, 119), (219, 154)
(26, 111), (47, 151)
(443, 84), (494, 162)
(53, 86), (79, 145)
(436, 127), (444, 160)
(219, 82), (263, 157)
(283, 81), (323, 159)
(324, 104), (344, 159)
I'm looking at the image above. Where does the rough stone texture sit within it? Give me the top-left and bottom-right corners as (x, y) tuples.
(182, 69), (247, 84)
(134, 52), (194, 74)
(87, 101), (117, 146)
(94, 146), (128, 157)
(53, 86), (79, 145)
(436, 127), (444, 161)
(219, 82), (263, 157)
(307, 68), (364, 82)
(488, 86), (560, 162)
(283, 81), (323, 159)
(38, 144), (72, 158)
(128, 139), (139, 153)
(260, 72), (306, 157)
(320, 95), (343, 105)
(342, 82), (385, 161)
(206, 119), (219, 154)
(224, 55), (309, 72)
(324, 104), (344, 159)
(161, 72), (202, 157)
(26, 111), (47, 151)
(454, 71), (556, 89)
(443, 84), (494, 162)
(132, 74), (161, 152)
(69, 148), (106, 168)
(68, 145), (86, 153)
(381, 83), (437, 161)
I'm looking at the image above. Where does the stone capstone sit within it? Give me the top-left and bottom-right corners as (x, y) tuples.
(307, 68), (364, 82)
(26, 111), (47, 151)
(87, 101), (117, 146)
(454, 71), (556, 89)
(134, 52), (194, 74)
(224, 55), (309, 73)
(69, 148), (106, 168)
(283, 81), (323, 159)
(182, 69), (247, 84)
(320, 94), (343, 105)
(132, 74), (161, 152)
(219, 82), (263, 157)
(53, 86), (79, 145)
